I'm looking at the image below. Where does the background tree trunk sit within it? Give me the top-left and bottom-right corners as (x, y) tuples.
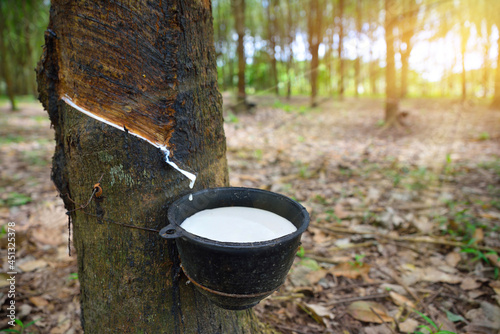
(385, 0), (398, 125)
(460, 23), (469, 102)
(399, 0), (416, 98)
(354, 0), (362, 97)
(308, 0), (321, 107)
(233, 0), (247, 111)
(0, 1), (17, 111)
(286, 0), (295, 100)
(337, 0), (345, 100)
(267, 0), (279, 95)
(492, 33), (500, 109)
(36, 0), (266, 332)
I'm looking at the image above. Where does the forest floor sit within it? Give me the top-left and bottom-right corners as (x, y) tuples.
(1, 96), (499, 333)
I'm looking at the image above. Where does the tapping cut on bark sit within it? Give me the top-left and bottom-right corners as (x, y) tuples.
(45, 0), (186, 148)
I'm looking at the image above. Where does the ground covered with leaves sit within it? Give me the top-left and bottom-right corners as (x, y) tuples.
(1, 97), (500, 333)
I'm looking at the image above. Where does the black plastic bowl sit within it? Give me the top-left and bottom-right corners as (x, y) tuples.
(159, 187), (309, 310)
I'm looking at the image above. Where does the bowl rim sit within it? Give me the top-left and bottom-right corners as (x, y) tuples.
(166, 186), (310, 249)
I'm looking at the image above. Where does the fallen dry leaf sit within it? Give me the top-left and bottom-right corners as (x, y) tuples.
(18, 259), (48, 272)
(346, 301), (394, 324)
(331, 262), (372, 282)
(428, 305), (457, 333)
(412, 216), (433, 234)
(306, 269), (329, 285)
(421, 267), (462, 284)
(469, 290), (486, 300)
(490, 281), (500, 296)
(301, 302), (333, 325)
(311, 229), (330, 244)
(49, 317), (72, 334)
(445, 252), (462, 267)
(486, 253), (500, 268)
(389, 291), (416, 309)
(479, 301), (500, 326)
(464, 302), (500, 333)
(472, 228), (484, 244)
(0, 273), (12, 288)
(334, 203), (348, 219)
(460, 277), (481, 291)
(29, 296), (49, 307)
(399, 318), (419, 333)
(364, 324), (394, 334)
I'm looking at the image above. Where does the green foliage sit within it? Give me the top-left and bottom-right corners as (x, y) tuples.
(224, 112), (239, 124)
(0, 0), (50, 100)
(296, 245), (305, 258)
(383, 163), (437, 191)
(298, 106), (308, 115)
(30, 115), (48, 123)
(443, 309), (465, 323)
(0, 318), (40, 334)
(313, 194), (327, 205)
(0, 192), (32, 207)
(348, 254), (366, 268)
(443, 153), (456, 175)
(273, 100), (294, 113)
(405, 167), (435, 191)
(478, 159), (500, 178)
(253, 149), (263, 160)
(490, 199), (500, 210)
(299, 165), (310, 179)
(460, 246), (499, 278)
(68, 272), (79, 280)
(440, 201), (487, 242)
(477, 132), (490, 141)
(0, 135), (25, 145)
(22, 150), (50, 166)
(325, 209), (341, 223)
(413, 309), (457, 334)
(298, 257), (321, 271)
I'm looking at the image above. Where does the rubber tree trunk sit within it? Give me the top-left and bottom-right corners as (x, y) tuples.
(460, 24), (468, 102)
(354, 0), (362, 97)
(216, 0), (227, 91)
(337, 0), (345, 99)
(36, 0), (266, 332)
(308, 0), (321, 107)
(385, 0), (398, 125)
(233, 0), (247, 111)
(399, 0), (416, 99)
(492, 34), (500, 109)
(286, 0), (295, 100)
(267, 0), (279, 96)
(0, 1), (17, 111)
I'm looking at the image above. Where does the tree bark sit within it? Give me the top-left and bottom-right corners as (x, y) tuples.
(36, 1), (266, 332)
(460, 22), (470, 102)
(267, 0), (279, 95)
(385, 0), (398, 125)
(369, 52), (378, 95)
(354, 0), (362, 97)
(337, 0), (345, 99)
(399, 0), (416, 99)
(233, 0), (247, 111)
(216, 0), (227, 91)
(0, 1), (17, 111)
(492, 33), (500, 109)
(308, 0), (322, 107)
(286, 0), (295, 100)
